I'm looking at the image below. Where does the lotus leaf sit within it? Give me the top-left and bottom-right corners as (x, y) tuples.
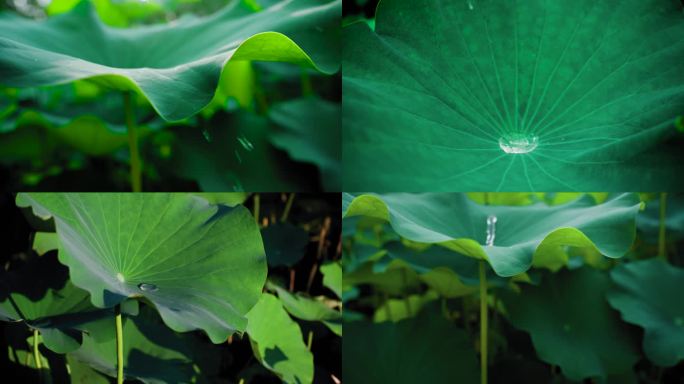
(343, 0), (684, 190)
(343, 304), (479, 383)
(501, 267), (639, 381)
(343, 193), (640, 276)
(246, 293), (314, 384)
(0, 0), (340, 120)
(16, 193), (266, 343)
(607, 259), (684, 367)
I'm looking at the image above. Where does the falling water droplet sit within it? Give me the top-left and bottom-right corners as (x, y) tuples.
(499, 134), (539, 154)
(234, 149), (242, 164)
(116, 273), (125, 283)
(467, 0), (475, 10)
(138, 283), (158, 292)
(202, 128), (212, 142)
(237, 135), (254, 151)
(485, 215), (497, 246)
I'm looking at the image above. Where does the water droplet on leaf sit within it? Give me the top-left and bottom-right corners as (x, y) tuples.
(499, 134), (539, 154)
(237, 135), (254, 151)
(116, 273), (125, 283)
(138, 283), (158, 292)
(485, 215), (497, 246)
(202, 128), (212, 142)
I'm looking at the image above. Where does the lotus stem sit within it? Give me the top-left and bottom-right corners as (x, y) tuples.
(281, 193), (296, 222)
(115, 305), (124, 384)
(124, 92), (142, 192)
(301, 67), (313, 96)
(479, 260), (488, 384)
(658, 193), (667, 260)
(254, 194), (260, 226)
(32, 328), (42, 377)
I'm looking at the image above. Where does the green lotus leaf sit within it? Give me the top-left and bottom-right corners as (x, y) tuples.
(33, 232), (59, 256)
(69, 306), (219, 384)
(607, 259), (684, 367)
(344, 262), (422, 296)
(0, 254), (99, 353)
(320, 261), (342, 298)
(343, 304), (479, 383)
(268, 97), (341, 191)
(67, 354), (111, 384)
(16, 193), (267, 343)
(0, 0), (340, 121)
(501, 267), (639, 381)
(1, 86), (163, 156)
(343, 193), (640, 276)
(343, 0), (684, 190)
(269, 283), (342, 336)
(246, 293), (314, 384)
(372, 291), (438, 323)
(261, 223), (309, 267)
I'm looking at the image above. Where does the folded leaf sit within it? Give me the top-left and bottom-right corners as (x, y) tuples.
(0, 0), (340, 120)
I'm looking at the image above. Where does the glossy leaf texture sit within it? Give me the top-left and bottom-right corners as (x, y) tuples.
(0, 0), (341, 121)
(343, 0), (684, 190)
(16, 193), (267, 343)
(607, 259), (684, 367)
(501, 267), (640, 381)
(343, 193), (641, 276)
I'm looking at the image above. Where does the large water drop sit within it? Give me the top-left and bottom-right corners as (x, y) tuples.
(499, 134), (538, 154)
(485, 215), (497, 246)
(138, 283), (158, 292)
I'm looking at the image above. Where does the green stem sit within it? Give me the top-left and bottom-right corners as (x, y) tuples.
(659, 193), (668, 260)
(300, 67), (313, 96)
(479, 261), (488, 384)
(32, 328), (42, 371)
(115, 305), (124, 384)
(281, 193), (296, 222)
(254, 194), (261, 226)
(124, 92), (142, 192)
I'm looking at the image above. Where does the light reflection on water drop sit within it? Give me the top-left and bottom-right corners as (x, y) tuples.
(138, 283), (158, 292)
(499, 134), (538, 154)
(467, 0), (474, 10)
(237, 135), (254, 151)
(485, 215), (497, 246)
(202, 128), (212, 142)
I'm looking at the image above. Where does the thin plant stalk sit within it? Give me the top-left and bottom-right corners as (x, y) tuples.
(479, 260), (488, 384)
(115, 305), (124, 384)
(281, 193), (296, 222)
(123, 92), (142, 192)
(253, 194), (260, 226)
(32, 328), (42, 383)
(658, 192), (668, 260)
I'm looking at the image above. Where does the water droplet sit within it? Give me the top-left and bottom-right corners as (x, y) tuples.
(485, 215), (497, 246)
(563, 323), (572, 332)
(237, 135), (254, 151)
(202, 128), (212, 142)
(138, 283), (158, 292)
(116, 273), (125, 283)
(499, 134), (539, 154)
(234, 150), (242, 164)
(675, 317), (684, 327)
(467, 0), (475, 10)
